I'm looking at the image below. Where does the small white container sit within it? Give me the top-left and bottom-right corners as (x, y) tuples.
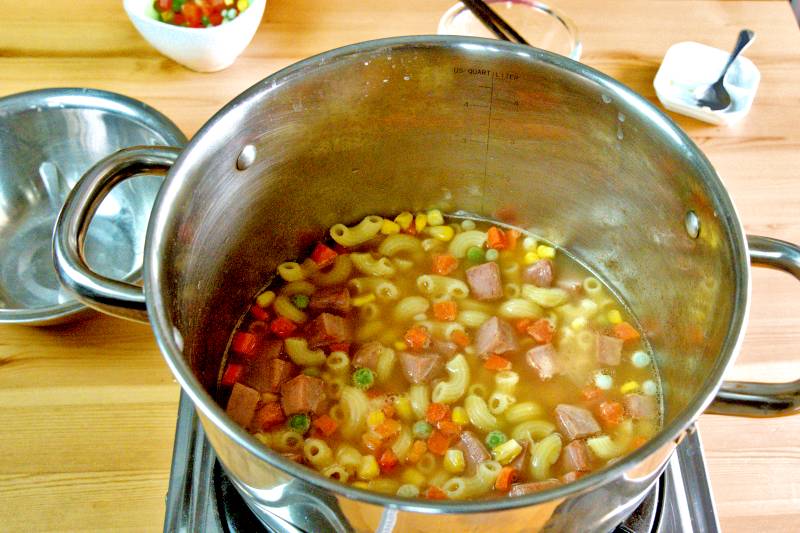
(123, 0), (266, 73)
(653, 41), (760, 125)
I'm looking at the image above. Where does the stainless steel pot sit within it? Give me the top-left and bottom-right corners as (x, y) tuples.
(53, 37), (800, 532)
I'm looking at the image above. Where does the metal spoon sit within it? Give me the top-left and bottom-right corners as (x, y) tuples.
(694, 29), (755, 111)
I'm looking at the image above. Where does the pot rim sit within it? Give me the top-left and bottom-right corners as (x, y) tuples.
(144, 35), (750, 513)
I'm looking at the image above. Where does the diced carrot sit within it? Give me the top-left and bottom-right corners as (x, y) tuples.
(514, 318), (533, 334)
(450, 330), (471, 348)
(426, 403), (451, 424)
(379, 449), (399, 473)
(328, 342), (351, 353)
(310, 242), (338, 268)
(631, 436), (648, 449)
(382, 403), (396, 419)
(527, 318), (555, 344)
(612, 321), (641, 342)
(269, 317), (297, 338)
(361, 433), (383, 453)
(220, 363), (244, 386)
(432, 254), (458, 276)
(404, 325), (430, 351)
(366, 388), (384, 399)
(487, 226), (507, 250)
(432, 301), (458, 321)
(581, 387), (604, 403)
(406, 440), (427, 464)
(436, 419), (461, 438)
(426, 430), (451, 455)
(425, 486), (447, 500)
(375, 419), (402, 439)
(312, 414), (339, 437)
(255, 402), (286, 430)
(231, 331), (258, 358)
(495, 466), (519, 492)
(250, 304), (269, 322)
(505, 229), (520, 251)
(597, 401), (625, 427)
(484, 354), (512, 371)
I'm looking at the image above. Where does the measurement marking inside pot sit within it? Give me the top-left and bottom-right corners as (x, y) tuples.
(482, 74), (495, 210)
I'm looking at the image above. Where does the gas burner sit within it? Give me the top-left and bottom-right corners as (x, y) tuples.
(164, 393), (720, 533)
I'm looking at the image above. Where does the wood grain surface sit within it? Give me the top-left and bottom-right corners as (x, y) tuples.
(0, 1), (798, 531)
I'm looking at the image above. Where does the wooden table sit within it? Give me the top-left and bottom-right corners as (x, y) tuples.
(1, 1), (798, 531)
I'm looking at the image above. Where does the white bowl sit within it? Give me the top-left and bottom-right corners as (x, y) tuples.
(653, 41), (760, 126)
(123, 0), (266, 72)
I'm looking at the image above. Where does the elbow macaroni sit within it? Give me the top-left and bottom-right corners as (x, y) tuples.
(330, 216), (383, 247)
(432, 354), (470, 404)
(351, 253), (397, 277)
(285, 337), (326, 367)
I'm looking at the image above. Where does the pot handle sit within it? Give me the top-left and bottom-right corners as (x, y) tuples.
(707, 235), (800, 417)
(53, 146), (182, 323)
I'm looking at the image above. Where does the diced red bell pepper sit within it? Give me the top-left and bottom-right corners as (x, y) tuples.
(527, 318), (555, 344)
(231, 331), (258, 358)
(220, 363), (244, 386)
(312, 414), (339, 437)
(328, 342), (351, 354)
(310, 243), (338, 268)
(181, 2), (203, 27)
(270, 317), (298, 338)
(487, 227), (507, 250)
(156, 0), (172, 11)
(379, 449), (399, 473)
(250, 304), (269, 322)
(424, 486), (447, 500)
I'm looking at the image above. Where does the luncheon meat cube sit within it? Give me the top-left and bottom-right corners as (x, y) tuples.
(281, 374), (327, 415)
(226, 382), (260, 427)
(353, 341), (383, 371)
(456, 431), (491, 475)
(510, 440), (530, 473)
(526, 343), (559, 380)
(523, 259), (554, 287)
(241, 342), (290, 392)
(305, 313), (352, 349)
(476, 316), (518, 357)
(596, 334), (623, 366)
(433, 339), (459, 358)
(398, 352), (444, 384)
(555, 404), (601, 440)
(249, 401), (286, 432)
(465, 262), (503, 301)
(624, 394), (658, 420)
(560, 440), (592, 472)
(309, 287), (351, 314)
(508, 479), (562, 497)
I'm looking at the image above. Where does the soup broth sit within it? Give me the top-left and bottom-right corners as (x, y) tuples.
(218, 212), (662, 500)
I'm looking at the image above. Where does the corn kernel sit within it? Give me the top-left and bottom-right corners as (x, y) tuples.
(523, 251), (540, 265)
(394, 395), (414, 421)
(352, 481), (369, 490)
(237, 0), (249, 11)
(357, 455), (380, 480)
(224, 0), (234, 6)
(352, 293), (376, 307)
(429, 225), (454, 242)
(492, 439), (523, 465)
(451, 406), (469, 426)
(381, 219), (400, 235)
(414, 213), (428, 233)
(620, 381), (640, 394)
(401, 467), (427, 487)
(537, 245), (556, 259)
(394, 340), (407, 352)
(570, 316), (587, 331)
(395, 211), (414, 229)
(426, 209), (445, 226)
(367, 410), (385, 428)
(256, 290), (275, 308)
(443, 449), (466, 473)
(260, 392), (278, 403)
(607, 309), (623, 325)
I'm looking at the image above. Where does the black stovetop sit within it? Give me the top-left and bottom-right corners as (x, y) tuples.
(163, 393), (720, 533)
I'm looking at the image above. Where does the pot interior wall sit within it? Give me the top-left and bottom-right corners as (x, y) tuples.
(158, 40), (740, 427)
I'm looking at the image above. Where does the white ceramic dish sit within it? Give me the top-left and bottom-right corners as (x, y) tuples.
(653, 41), (760, 125)
(123, 0), (266, 72)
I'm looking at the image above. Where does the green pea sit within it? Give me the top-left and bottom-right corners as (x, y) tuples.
(291, 294), (310, 309)
(412, 420), (433, 439)
(485, 430), (507, 449)
(172, 0), (185, 13)
(466, 246), (484, 263)
(287, 413), (310, 434)
(352, 367), (375, 390)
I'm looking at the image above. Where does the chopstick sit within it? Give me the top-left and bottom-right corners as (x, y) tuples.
(461, 0), (530, 45)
